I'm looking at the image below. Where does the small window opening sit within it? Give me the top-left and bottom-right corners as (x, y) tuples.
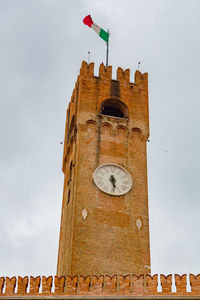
(102, 106), (124, 118)
(67, 190), (71, 204)
(101, 99), (128, 119)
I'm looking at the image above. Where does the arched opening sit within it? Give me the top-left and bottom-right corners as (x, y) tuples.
(101, 99), (128, 118)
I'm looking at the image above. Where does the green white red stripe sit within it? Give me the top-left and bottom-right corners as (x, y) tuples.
(83, 15), (109, 43)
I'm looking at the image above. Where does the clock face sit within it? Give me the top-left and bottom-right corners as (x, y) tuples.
(93, 164), (132, 196)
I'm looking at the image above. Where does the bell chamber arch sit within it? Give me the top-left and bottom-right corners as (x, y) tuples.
(100, 98), (128, 119)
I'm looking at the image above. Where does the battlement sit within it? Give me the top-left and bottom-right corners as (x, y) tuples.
(1, 274), (200, 297)
(79, 61), (147, 85)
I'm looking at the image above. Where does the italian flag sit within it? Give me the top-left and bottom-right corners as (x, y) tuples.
(83, 15), (109, 43)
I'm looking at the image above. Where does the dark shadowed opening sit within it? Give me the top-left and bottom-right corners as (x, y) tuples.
(102, 106), (124, 118)
(101, 99), (128, 118)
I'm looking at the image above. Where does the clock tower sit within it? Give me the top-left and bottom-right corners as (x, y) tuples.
(57, 61), (151, 277)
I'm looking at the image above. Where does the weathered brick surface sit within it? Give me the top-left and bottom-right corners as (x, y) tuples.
(57, 61), (151, 277)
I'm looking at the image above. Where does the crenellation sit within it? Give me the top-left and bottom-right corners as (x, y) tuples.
(54, 276), (65, 294)
(79, 61), (147, 90)
(175, 274), (187, 294)
(99, 63), (106, 79)
(146, 274), (158, 295)
(0, 278), (4, 294)
(92, 275), (104, 293)
(5, 277), (16, 295)
(79, 276), (91, 293)
(134, 70), (148, 93)
(107, 65), (112, 79)
(99, 63), (112, 80)
(79, 61), (94, 79)
(190, 274), (200, 294)
(116, 67), (124, 81)
(42, 276), (53, 294)
(125, 68), (130, 82)
(142, 72), (148, 82)
(160, 274), (172, 294)
(17, 276), (28, 294)
(65, 276), (78, 294)
(134, 70), (142, 84)
(88, 62), (94, 77)
(117, 67), (130, 84)
(105, 275), (117, 294)
(29, 276), (40, 294)
(132, 274), (144, 295)
(80, 61), (88, 77)
(1, 274), (200, 296)
(118, 275), (131, 294)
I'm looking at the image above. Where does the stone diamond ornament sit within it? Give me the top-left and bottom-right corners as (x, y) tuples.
(136, 218), (142, 230)
(82, 208), (88, 220)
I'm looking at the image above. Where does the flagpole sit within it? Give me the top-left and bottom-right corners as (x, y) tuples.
(106, 29), (109, 67)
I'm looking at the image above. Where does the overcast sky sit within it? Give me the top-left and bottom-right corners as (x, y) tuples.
(0, 0), (200, 278)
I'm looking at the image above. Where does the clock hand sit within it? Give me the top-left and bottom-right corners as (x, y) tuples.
(109, 175), (116, 189)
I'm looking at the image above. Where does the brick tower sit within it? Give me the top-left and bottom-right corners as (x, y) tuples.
(57, 61), (151, 277)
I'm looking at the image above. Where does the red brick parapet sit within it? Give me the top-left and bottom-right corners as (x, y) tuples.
(0, 274), (200, 296)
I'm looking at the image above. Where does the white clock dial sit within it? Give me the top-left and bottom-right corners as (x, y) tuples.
(93, 164), (132, 196)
